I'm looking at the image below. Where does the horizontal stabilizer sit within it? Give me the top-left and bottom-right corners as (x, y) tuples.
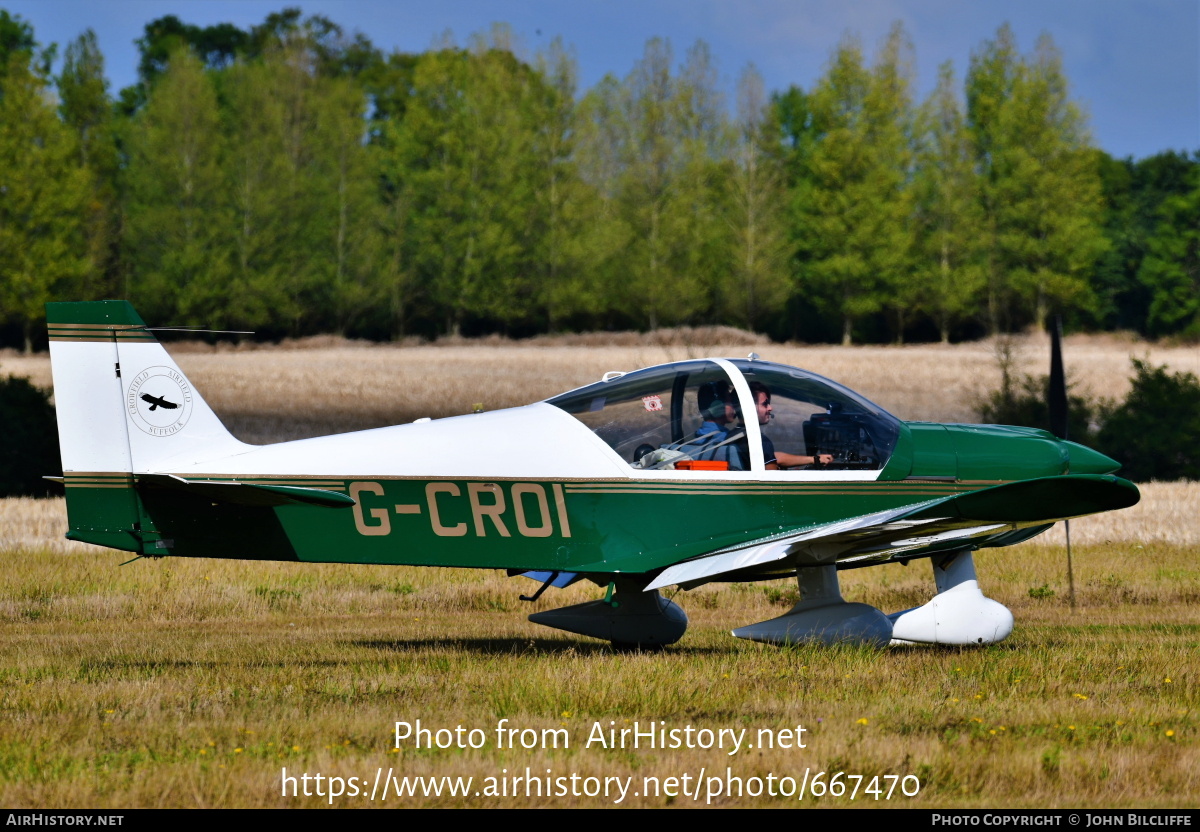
(647, 474), (1139, 591)
(138, 474), (355, 509)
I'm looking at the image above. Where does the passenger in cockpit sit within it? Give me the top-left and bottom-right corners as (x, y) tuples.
(680, 381), (747, 469)
(748, 381), (833, 470)
(696, 381), (736, 439)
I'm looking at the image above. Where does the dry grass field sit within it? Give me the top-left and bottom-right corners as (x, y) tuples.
(0, 336), (1197, 808)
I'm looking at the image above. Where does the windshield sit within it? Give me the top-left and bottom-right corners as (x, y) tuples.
(547, 361), (750, 470)
(549, 359), (901, 473)
(730, 359), (901, 471)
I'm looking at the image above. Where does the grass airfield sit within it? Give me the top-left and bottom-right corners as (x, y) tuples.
(0, 337), (1197, 808)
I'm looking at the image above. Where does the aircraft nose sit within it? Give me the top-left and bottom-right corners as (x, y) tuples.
(1064, 441), (1121, 475)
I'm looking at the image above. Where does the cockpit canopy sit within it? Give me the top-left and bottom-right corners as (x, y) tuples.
(548, 358), (901, 473)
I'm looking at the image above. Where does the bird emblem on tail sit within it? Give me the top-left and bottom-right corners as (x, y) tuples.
(140, 394), (179, 411)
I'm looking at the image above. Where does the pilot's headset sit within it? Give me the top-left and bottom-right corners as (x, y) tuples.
(697, 380), (735, 421)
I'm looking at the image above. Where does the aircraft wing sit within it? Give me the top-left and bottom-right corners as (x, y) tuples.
(646, 474), (1138, 591)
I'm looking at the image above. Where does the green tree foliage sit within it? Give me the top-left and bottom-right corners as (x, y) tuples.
(362, 51), (419, 126)
(599, 38), (727, 329)
(966, 24), (1019, 333)
(319, 77), (386, 335)
(911, 62), (985, 342)
(124, 14), (248, 114)
(1138, 157), (1200, 337)
(0, 375), (59, 496)
(1095, 360), (1200, 481)
(770, 84), (831, 341)
(221, 56), (294, 329)
(136, 14), (247, 85)
(129, 10), (381, 111)
(530, 39), (600, 331)
(667, 41), (730, 326)
(793, 25), (914, 345)
(725, 64), (790, 330)
(979, 370), (1096, 445)
(614, 39), (687, 329)
(223, 42), (381, 334)
(1092, 151), (1197, 333)
(868, 27), (919, 342)
(245, 8), (371, 78)
(3, 9), (1197, 348)
(59, 30), (120, 300)
(124, 48), (229, 325)
(386, 28), (568, 335)
(569, 38), (732, 331)
(572, 74), (637, 328)
(373, 97), (418, 338)
(0, 49), (91, 351)
(0, 10), (36, 70)
(967, 27), (1107, 333)
(980, 355), (1200, 481)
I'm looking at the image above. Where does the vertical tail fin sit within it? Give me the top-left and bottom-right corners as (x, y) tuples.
(47, 301), (248, 551)
(48, 300), (248, 474)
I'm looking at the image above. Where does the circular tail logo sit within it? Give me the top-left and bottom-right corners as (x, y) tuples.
(127, 367), (193, 436)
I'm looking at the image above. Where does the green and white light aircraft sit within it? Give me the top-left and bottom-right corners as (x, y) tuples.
(47, 301), (1139, 648)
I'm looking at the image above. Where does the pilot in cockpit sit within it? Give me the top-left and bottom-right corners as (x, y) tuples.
(747, 381), (833, 470)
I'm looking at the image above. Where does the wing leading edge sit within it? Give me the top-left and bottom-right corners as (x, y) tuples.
(646, 474), (1139, 591)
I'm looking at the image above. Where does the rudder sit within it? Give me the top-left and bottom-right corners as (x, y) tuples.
(47, 300), (248, 551)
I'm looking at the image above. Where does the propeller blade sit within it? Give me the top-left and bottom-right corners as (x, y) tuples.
(1048, 313), (1076, 607)
(1048, 314), (1068, 440)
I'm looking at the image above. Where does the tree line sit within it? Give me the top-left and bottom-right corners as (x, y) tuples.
(0, 8), (1196, 349)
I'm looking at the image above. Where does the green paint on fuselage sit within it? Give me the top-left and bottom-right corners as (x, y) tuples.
(60, 421), (1117, 576)
(65, 477), (977, 573)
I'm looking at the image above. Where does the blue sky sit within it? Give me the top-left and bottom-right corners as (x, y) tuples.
(5, 0), (1198, 160)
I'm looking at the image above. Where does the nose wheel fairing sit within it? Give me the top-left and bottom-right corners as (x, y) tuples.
(887, 550), (1014, 646)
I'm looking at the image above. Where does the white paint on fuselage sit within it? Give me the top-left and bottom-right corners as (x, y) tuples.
(160, 401), (887, 483)
(59, 334), (886, 483)
(164, 403), (631, 479)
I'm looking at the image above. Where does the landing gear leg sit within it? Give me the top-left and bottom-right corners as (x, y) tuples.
(732, 565), (893, 646)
